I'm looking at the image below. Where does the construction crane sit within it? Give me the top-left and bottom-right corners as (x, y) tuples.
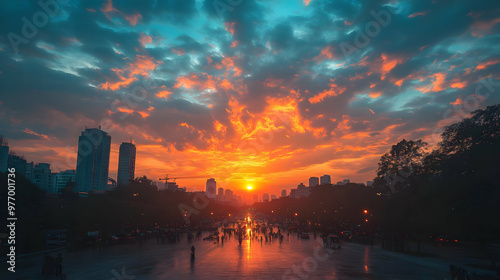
(159, 174), (208, 191)
(158, 174), (207, 183)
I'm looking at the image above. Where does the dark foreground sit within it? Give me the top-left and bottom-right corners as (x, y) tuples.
(2, 233), (498, 280)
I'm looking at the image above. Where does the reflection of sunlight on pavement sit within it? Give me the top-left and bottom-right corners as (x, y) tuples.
(5, 230), (456, 279)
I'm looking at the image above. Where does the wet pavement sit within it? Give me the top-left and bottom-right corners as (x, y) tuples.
(2, 233), (498, 280)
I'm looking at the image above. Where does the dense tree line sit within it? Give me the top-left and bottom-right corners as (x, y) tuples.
(373, 104), (500, 242)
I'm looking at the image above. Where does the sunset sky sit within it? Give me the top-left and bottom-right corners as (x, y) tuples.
(1, 0), (500, 196)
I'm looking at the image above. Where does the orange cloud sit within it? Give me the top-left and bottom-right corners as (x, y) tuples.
(475, 58), (500, 71)
(408, 11), (427, 18)
(415, 72), (447, 93)
(138, 111), (150, 118)
(225, 22), (236, 36)
(139, 33), (152, 47)
(124, 13), (142, 26)
(470, 18), (500, 37)
(450, 81), (467, 89)
(23, 128), (49, 139)
(263, 78), (283, 88)
(206, 56), (242, 77)
(313, 46), (335, 63)
(222, 57), (242, 77)
(116, 107), (134, 114)
(174, 73), (218, 91)
(369, 92), (381, 99)
(304, 0), (312, 6)
(101, 0), (142, 26)
(309, 80), (345, 104)
(214, 120), (227, 135)
(220, 79), (234, 91)
(156, 89), (172, 99)
(100, 55), (161, 91)
(450, 98), (463, 106)
(172, 48), (185, 56)
(380, 53), (405, 80)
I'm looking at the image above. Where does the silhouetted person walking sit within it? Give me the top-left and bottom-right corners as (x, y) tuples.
(191, 245), (195, 261)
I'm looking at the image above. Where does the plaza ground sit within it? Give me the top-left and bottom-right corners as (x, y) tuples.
(2, 233), (498, 280)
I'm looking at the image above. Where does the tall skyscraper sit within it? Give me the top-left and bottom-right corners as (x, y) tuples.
(75, 128), (111, 192)
(297, 183), (310, 197)
(206, 178), (217, 199)
(309, 177), (319, 187)
(281, 189), (287, 198)
(0, 136), (8, 173)
(33, 163), (52, 192)
(25, 161), (34, 183)
(217, 187), (224, 201)
(225, 189), (233, 201)
(262, 193), (269, 202)
(7, 154), (27, 177)
(52, 170), (76, 193)
(320, 174), (331, 185)
(253, 194), (259, 203)
(117, 142), (136, 186)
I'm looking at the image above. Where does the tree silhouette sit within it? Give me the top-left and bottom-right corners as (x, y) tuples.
(374, 139), (427, 193)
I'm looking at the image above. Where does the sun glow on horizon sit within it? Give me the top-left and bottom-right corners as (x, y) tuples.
(247, 185), (253, 190)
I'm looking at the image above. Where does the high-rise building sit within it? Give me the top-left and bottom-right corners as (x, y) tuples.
(52, 170), (76, 193)
(217, 187), (224, 201)
(281, 189), (287, 198)
(206, 178), (217, 199)
(0, 136), (9, 173)
(320, 174), (331, 185)
(33, 163), (52, 192)
(25, 161), (34, 183)
(297, 183), (310, 197)
(8, 154), (27, 177)
(271, 194), (277, 200)
(309, 177), (319, 187)
(75, 128), (111, 192)
(253, 194), (259, 203)
(343, 179), (350, 185)
(117, 142), (136, 186)
(290, 189), (297, 198)
(262, 193), (269, 202)
(224, 189), (233, 201)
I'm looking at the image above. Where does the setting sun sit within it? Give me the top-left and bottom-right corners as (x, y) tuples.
(247, 185), (253, 190)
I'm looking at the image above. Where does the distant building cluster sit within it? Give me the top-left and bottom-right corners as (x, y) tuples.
(0, 129), (136, 194)
(204, 178), (243, 206)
